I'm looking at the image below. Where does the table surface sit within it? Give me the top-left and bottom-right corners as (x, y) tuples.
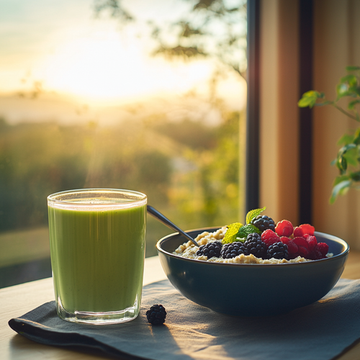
(2, 253), (360, 360)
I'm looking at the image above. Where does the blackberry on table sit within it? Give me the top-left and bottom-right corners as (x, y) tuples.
(221, 242), (249, 259)
(251, 215), (276, 232)
(245, 233), (268, 259)
(267, 242), (289, 260)
(197, 241), (222, 258)
(146, 304), (167, 325)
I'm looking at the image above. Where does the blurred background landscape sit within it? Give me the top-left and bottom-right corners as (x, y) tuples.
(0, 0), (247, 287)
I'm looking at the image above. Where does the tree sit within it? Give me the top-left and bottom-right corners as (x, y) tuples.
(92, 0), (246, 227)
(94, 0), (247, 83)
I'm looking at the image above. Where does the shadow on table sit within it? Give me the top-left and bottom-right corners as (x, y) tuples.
(9, 313), (195, 360)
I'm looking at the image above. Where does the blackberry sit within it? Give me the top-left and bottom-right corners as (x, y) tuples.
(221, 242), (249, 259)
(267, 242), (289, 260)
(251, 215), (276, 232)
(244, 233), (268, 259)
(196, 241), (222, 258)
(146, 304), (167, 325)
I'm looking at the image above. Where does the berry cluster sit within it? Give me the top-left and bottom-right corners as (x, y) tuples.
(262, 221), (329, 260)
(198, 213), (329, 261)
(201, 232), (289, 261)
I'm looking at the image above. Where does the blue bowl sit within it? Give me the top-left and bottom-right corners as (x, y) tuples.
(156, 228), (349, 316)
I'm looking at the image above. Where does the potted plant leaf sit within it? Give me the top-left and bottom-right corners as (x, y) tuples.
(298, 66), (360, 203)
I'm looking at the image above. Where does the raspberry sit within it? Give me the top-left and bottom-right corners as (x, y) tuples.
(251, 215), (276, 232)
(308, 242), (328, 260)
(267, 242), (289, 260)
(309, 249), (323, 260)
(305, 235), (317, 251)
(299, 223), (315, 235)
(280, 236), (310, 258)
(245, 233), (267, 259)
(221, 242), (249, 259)
(196, 241), (222, 258)
(292, 237), (309, 257)
(280, 236), (298, 255)
(293, 227), (304, 237)
(316, 242), (329, 257)
(146, 304), (167, 325)
(317, 242), (329, 255)
(261, 229), (280, 247)
(275, 220), (294, 237)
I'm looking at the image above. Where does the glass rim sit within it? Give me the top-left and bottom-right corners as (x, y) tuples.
(47, 188), (147, 211)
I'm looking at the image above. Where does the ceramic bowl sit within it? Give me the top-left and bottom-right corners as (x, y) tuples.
(156, 228), (349, 316)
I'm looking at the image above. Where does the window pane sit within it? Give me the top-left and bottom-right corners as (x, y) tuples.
(0, 0), (247, 287)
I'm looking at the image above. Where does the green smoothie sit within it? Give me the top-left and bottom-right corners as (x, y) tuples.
(48, 191), (146, 320)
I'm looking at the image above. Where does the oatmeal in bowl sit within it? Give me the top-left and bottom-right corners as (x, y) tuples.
(174, 207), (333, 265)
(156, 208), (349, 316)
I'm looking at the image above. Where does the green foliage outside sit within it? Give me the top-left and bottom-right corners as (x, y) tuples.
(0, 108), (242, 259)
(298, 66), (360, 203)
(0, 0), (245, 286)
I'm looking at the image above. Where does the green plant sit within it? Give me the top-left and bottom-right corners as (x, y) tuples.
(298, 66), (360, 203)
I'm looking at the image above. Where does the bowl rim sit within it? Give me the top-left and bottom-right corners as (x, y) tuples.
(156, 227), (350, 267)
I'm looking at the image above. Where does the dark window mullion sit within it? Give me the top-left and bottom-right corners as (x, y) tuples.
(299, 0), (314, 224)
(246, 0), (260, 212)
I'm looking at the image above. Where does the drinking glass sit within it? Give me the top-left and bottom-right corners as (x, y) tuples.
(47, 188), (147, 325)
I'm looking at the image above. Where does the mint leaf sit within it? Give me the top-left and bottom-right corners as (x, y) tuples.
(245, 207), (266, 224)
(222, 222), (243, 244)
(237, 224), (262, 238)
(223, 208), (267, 244)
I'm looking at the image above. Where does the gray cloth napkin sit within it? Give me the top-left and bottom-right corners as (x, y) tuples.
(8, 278), (360, 360)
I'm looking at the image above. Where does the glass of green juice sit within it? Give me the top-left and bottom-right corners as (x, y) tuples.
(47, 188), (147, 325)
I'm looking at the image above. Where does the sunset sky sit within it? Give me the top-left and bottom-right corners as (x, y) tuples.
(0, 0), (245, 123)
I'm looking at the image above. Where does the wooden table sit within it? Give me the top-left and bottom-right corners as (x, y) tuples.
(1, 253), (360, 360)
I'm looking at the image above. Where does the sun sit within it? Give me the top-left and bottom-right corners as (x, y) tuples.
(40, 31), (213, 104)
(43, 34), (151, 101)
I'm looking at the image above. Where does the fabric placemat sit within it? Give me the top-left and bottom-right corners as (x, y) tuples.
(8, 278), (360, 360)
